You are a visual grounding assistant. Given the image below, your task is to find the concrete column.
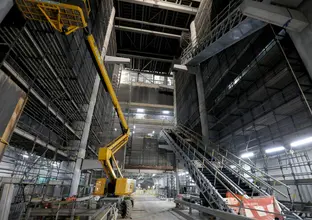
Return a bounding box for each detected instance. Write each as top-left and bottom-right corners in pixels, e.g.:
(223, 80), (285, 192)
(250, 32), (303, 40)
(190, 20), (197, 48)
(175, 158), (180, 195)
(195, 69), (210, 146)
(288, 0), (312, 81)
(0, 0), (13, 24)
(0, 184), (14, 220)
(173, 72), (178, 126)
(70, 7), (116, 196)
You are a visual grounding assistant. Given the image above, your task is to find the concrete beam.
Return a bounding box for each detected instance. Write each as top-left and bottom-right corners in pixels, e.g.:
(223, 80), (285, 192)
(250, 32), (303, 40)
(116, 53), (172, 63)
(81, 159), (102, 170)
(119, 101), (174, 109)
(115, 25), (181, 39)
(3, 62), (79, 139)
(115, 17), (189, 32)
(105, 55), (130, 64)
(118, 0), (197, 15)
(240, 0), (309, 32)
(13, 128), (69, 158)
(0, 0), (13, 23)
(173, 64), (189, 72)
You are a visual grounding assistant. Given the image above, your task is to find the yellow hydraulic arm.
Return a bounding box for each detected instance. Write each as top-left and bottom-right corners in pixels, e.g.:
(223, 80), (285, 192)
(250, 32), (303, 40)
(16, 0), (130, 187)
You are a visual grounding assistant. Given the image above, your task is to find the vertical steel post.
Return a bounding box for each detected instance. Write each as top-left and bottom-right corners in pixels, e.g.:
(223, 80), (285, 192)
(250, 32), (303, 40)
(70, 7), (116, 196)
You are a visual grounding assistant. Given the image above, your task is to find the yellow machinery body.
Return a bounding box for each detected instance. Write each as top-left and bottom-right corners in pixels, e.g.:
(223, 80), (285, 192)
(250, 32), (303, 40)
(94, 178), (107, 196)
(16, 0), (135, 197)
(115, 178), (136, 196)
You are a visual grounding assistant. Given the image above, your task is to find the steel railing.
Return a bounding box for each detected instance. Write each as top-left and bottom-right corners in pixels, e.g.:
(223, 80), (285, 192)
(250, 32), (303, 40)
(176, 125), (289, 194)
(181, 0), (245, 64)
(161, 129), (248, 212)
(169, 125), (302, 219)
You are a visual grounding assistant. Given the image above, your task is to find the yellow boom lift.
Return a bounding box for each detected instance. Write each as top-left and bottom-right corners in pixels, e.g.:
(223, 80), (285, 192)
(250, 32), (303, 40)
(16, 0), (135, 218)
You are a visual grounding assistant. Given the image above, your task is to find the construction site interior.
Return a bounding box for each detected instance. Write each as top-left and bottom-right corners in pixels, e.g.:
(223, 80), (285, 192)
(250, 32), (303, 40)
(1, 0), (312, 219)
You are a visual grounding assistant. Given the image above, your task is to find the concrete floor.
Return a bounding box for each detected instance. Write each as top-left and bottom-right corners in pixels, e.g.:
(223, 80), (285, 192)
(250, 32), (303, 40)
(120, 194), (185, 220)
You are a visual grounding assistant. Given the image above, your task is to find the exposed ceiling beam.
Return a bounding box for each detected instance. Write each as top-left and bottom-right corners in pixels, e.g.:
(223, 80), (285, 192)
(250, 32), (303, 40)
(118, 0), (197, 14)
(104, 55), (130, 64)
(115, 25), (181, 39)
(115, 17), (189, 32)
(118, 49), (174, 59)
(117, 53), (172, 63)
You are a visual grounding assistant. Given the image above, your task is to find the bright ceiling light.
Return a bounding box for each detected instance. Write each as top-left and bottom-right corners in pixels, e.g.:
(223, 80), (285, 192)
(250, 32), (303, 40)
(162, 110), (170, 114)
(290, 136), (312, 147)
(133, 131), (135, 134)
(22, 154), (29, 158)
(265, 146), (285, 154)
(133, 125), (136, 129)
(241, 152), (254, 159)
(152, 130), (155, 134)
(137, 108), (145, 113)
(114, 128), (117, 131)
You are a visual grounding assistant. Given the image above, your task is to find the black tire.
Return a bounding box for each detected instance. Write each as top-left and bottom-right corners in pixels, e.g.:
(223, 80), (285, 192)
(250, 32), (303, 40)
(120, 200), (132, 219)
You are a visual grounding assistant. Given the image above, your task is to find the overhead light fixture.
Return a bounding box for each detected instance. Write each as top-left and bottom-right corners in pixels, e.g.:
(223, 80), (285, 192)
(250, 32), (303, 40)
(265, 146), (285, 154)
(152, 130), (155, 134)
(137, 108), (145, 113)
(133, 125), (136, 129)
(162, 110), (170, 114)
(133, 131), (135, 134)
(290, 136), (312, 147)
(152, 174), (156, 177)
(241, 152), (254, 159)
(22, 154), (29, 158)
(114, 128), (117, 131)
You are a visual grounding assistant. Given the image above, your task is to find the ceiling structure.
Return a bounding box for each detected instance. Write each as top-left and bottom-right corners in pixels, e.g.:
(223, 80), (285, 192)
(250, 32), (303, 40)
(114, 0), (200, 75)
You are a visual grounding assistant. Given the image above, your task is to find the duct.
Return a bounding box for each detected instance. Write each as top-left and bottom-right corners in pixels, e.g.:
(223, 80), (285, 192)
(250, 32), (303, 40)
(117, 0), (197, 15)
(3, 62), (79, 139)
(115, 17), (189, 32)
(13, 127), (68, 158)
(115, 25), (181, 39)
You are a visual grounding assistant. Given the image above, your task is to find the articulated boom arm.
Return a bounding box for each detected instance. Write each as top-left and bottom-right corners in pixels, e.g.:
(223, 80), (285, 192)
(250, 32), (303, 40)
(16, 0), (129, 183)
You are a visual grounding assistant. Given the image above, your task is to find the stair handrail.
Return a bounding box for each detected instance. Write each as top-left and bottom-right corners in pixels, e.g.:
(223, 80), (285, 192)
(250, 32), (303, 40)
(177, 124), (284, 197)
(163, 129), (302, 220)
(161, 129), (236, 211)
(172, 130), (248, 197)
(176, 125), (289, 194)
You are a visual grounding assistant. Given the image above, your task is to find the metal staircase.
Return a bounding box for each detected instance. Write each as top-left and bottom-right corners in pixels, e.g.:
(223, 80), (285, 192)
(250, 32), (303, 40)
(160, 125), (302, 219)
(181, 0), (266, 65)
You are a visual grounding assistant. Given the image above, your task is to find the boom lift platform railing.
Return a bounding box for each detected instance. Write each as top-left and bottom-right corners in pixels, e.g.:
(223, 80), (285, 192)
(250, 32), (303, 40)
(15, 0), (134, 218)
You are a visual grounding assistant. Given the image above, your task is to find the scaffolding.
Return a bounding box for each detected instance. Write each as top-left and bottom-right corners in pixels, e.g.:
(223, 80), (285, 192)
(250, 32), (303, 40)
(0, 0), (120, 218)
